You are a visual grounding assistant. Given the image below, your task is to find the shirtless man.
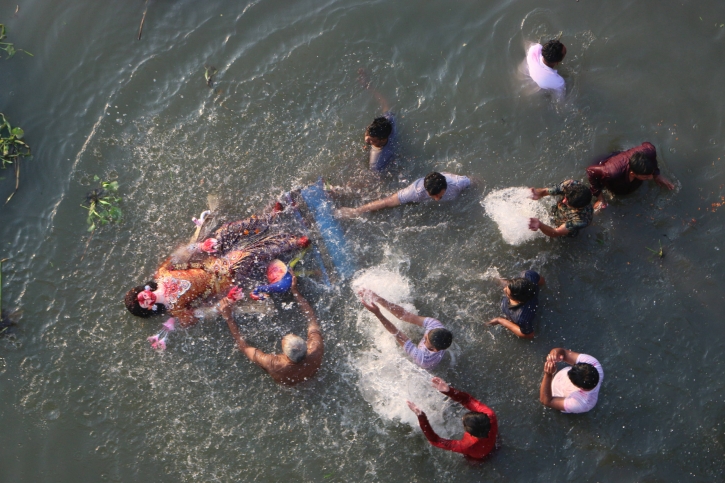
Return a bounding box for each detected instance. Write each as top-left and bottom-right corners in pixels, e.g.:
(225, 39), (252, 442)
(219, 276), (323, 385)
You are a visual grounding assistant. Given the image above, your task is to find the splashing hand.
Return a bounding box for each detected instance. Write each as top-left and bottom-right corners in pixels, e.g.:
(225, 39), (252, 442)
(431, 377), (450, 393)
(334, 207), (359, 219)
(529, 218), (541, 231)
(406, 400), (423, 416)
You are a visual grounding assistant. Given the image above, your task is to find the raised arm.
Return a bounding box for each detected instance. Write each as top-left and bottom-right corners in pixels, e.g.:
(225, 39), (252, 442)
(359, 289), (426, 326)
(407, 401), (463, 452)
(335, 193), (401, 219)
(432, 378), (495, 416)
(546, 347), (580, 365)
(539, 360), (566, 411)
(290, 276), (320, 335)
(358, 293), (409, 347)
(219, 297), (276, 372)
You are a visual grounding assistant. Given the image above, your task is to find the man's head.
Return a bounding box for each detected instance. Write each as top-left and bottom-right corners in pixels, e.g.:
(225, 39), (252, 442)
(365, 117), (393, 148)
(462, 411), (492, 438)
(628, 152), (657, 177)
(562, 182), (592, 208)
(424, 172), (448, 200)
(505, 277), (537, 304)
(282, 334), (307, 363)
(542, 40), (567, 66)
(567, 363), (599, 390)
(425, 328), (453, 352)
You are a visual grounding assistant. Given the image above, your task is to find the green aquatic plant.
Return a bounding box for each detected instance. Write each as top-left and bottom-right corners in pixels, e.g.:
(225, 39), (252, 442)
(645, 240), (665, 259)
(82, 176), (122, 232)
(80, 177), (122, 261)
(0, 113), (31, 203)
(0, 24), (33, 58)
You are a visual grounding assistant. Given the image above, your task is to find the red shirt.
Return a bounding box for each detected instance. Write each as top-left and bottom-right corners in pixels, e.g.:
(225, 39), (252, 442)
(586, 142), (660, 197)
(416, 387), (498, 460)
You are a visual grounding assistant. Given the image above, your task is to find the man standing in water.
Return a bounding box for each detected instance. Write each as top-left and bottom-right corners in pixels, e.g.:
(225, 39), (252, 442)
(540, 347), (603, 413)
(335, 172), (471, 219)
(526, 39), (566, 99)
(357, 289), (453, 370)
(486, 270), (544, 339)
(407, 377), (498, 460)
(587, 142), (676, 210)
(529, 179), (593, 238)
(358, 68), (397, 173)
(219, 276), (323, 385)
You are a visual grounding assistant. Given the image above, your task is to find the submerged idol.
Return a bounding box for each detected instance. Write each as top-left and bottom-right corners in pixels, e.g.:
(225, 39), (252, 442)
(124, 211), (309, 326)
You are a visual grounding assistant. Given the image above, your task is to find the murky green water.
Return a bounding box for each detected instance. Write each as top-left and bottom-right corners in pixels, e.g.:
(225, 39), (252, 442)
(1, 1), (724, 481)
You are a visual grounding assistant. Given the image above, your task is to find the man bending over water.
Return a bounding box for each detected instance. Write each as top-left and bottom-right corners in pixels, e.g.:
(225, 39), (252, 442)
(358, 289), (452, 370)
(219, 276), (323, 386)
(587, 142), (675, 210)
(529, 179), (593, 238)
(407, 377), (498, 460)
(335, 172), (471, 219)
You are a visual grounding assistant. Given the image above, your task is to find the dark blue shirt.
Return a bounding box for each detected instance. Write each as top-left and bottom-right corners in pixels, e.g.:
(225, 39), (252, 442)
(500, 270), (540, 335)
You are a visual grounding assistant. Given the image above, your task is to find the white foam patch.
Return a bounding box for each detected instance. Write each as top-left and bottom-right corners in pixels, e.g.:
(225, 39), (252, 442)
(352, 267), (461, 438)
(482, 187), (553, 246)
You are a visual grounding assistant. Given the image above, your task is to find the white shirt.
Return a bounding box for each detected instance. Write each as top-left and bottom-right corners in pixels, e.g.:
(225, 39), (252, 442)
(396, 173), (471, 205)
(551, 353), (603, 414)
(526, 43), (565, 98)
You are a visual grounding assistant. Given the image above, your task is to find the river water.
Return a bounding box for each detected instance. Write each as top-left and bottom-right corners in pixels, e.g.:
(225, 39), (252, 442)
(1, 0), (724, 481)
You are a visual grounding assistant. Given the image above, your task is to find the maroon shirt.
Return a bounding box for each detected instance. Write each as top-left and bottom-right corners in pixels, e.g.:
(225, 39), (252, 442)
(586, 142), (660, 197)
(416, 387), (498, 460)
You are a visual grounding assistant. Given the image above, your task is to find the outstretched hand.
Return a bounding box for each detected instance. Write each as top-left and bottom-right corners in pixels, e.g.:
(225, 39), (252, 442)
(486, 318), (502, 327)
(530, 188), (544, 200)
(334, 207), (359, 220)
(431, 377), (450, 393)
(357, 68), (371, 90)
(406, 400), (423, 416)
(529, 218), (541, 232)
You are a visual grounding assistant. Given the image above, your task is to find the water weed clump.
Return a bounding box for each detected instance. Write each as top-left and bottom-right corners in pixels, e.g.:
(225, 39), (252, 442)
(0, 113), (31, 203)
(82, 176), (122, 232)
(0, 24), (32, 58)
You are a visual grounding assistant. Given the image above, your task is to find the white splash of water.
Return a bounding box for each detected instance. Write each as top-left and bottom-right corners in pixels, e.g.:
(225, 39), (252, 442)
(482, 187), (553, 246)
(351, 267), (461, 438)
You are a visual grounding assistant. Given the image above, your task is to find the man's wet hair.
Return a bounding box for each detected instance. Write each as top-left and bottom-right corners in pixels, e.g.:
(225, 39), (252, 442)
(507, 277), (537, 303)
(628, 152), (657, 175)
(124, 281), (166, 318)
(282, 334), (307, 363)
(424, 172), (448, 196)
(462, 412), (491, 438)
(366, 117), (393, 139)
(428, 328), (453, 351)
(542, 40), (566, 64)
(568, 362), (600, 390)
(563, 182), (592, 208)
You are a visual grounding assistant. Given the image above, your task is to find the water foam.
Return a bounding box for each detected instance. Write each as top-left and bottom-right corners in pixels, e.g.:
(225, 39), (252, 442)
(482, 187), (553, 246)
(351, 267), (461, 438)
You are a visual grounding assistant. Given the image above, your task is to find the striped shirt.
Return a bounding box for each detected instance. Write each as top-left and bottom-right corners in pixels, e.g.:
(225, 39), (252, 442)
(403, 318), (447, 369)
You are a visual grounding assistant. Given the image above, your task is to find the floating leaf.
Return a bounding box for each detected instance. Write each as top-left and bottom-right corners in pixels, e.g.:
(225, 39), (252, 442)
(10, 127), (22, 138)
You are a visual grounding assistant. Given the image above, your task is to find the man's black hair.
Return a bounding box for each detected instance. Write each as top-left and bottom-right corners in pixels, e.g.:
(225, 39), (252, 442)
(424, 172), (447, 196)
(124, 281), (166, 318)
(462, 412), (491, 438)
(428, 328), (453, 351)
(542, 40), (566, 64)
(366, 117), (393, 139)
(567, 362), (600, 390)
(628, 152), (657, 175)
(563, 182), (592, 208)
(507, 277), (537, 303)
